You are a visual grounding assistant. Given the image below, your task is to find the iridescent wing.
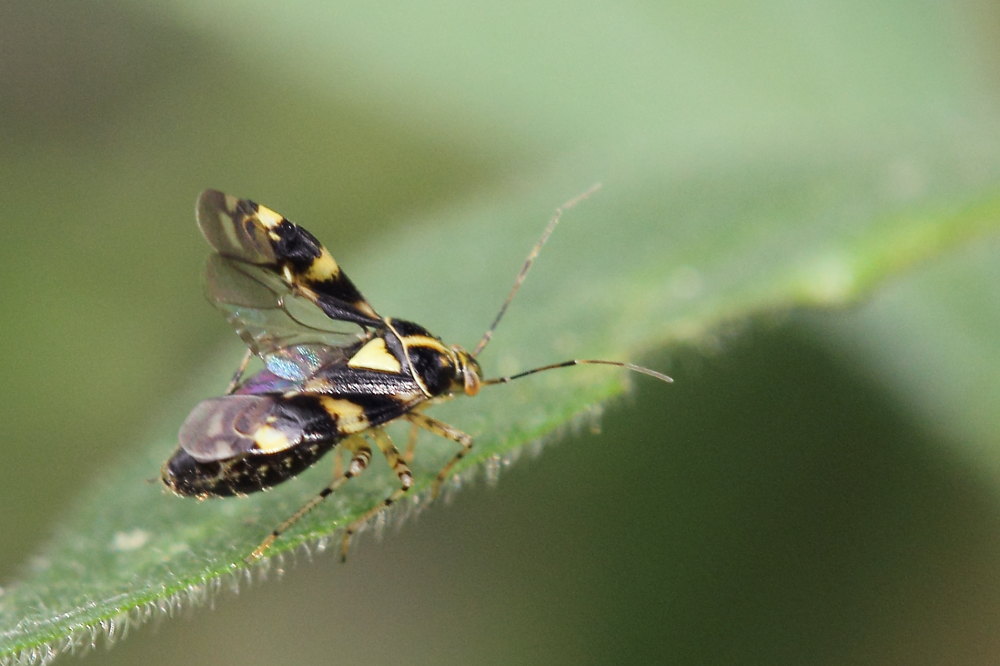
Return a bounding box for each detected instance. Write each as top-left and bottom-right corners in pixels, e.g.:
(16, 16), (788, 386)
(197, 189), (384, 356)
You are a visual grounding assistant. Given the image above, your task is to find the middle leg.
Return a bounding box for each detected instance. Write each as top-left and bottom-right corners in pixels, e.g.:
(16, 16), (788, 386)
(340, 427), (414, 561)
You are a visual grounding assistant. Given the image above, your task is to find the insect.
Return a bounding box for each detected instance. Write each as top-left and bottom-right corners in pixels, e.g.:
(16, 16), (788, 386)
(161, 186), (672, 561)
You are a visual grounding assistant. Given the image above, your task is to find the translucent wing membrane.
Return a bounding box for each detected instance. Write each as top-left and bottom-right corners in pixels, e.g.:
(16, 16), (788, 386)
(196, 192), (278, 264)
(263, 344), (336, 381)
(179, 395), (284, 462)
(205, 254), (364, 356)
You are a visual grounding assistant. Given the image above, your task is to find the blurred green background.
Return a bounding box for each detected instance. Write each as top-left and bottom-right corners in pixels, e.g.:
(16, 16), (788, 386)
(2, 1), (1000, 664)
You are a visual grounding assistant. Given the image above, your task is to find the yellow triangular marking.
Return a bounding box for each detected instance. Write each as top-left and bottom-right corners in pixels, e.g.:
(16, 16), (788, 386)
(347, 337), (402, 373)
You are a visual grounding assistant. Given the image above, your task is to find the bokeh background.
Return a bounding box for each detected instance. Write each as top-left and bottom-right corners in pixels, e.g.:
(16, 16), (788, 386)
(2, 1), (1000, 664)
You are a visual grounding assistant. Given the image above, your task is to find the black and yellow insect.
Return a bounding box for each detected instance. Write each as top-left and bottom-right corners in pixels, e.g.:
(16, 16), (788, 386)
(161, 187), (671, 560)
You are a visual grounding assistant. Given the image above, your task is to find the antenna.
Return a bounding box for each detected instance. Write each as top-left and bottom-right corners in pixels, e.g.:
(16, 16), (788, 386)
(472, 183), (603, 357)
(483, 359), (672, 386)
(472, 183), (672, 386)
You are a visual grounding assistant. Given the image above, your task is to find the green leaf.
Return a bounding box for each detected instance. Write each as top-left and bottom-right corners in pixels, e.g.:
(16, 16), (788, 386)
(3, 157), (998, 663)
(2, 0), (1000, 663)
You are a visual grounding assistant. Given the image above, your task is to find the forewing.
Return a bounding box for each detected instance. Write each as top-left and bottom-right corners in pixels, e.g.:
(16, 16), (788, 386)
(178, 395), (281, 462)
(196, 189), (383, 332)
(177, 390), (417, 463)
(178, 393), (351, 462)
(298, 363), (425, 398)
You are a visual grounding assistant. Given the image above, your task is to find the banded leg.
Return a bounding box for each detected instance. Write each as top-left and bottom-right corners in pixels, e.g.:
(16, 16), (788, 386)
(340, 428), (414, 561)
(405, 412), (473, 498)
(225, 348), (254, 394)
(247, 436), (372, 561)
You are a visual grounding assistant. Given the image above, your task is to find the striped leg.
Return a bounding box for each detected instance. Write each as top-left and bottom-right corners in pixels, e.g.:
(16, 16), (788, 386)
(246, 436), (372, 561)
(340, 428), (414, 561)
(405, 412), (473, 498)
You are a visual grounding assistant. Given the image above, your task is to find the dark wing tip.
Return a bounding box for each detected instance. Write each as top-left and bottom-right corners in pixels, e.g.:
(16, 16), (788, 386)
(195, 189), (277, 263)
(196, 188), (228, 222)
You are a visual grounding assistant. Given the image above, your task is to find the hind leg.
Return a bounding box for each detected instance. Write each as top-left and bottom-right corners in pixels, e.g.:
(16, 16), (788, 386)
(246, 435), (372, 561)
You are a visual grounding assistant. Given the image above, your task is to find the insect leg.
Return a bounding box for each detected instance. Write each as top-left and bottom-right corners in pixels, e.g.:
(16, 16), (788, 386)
(225, 348), (254, 394)
(405, 412), (473, 498)
(340, 428), (414, 561)
(403, 420), (421, 463)
(332, 443), (345, 479)
(246, 435), (372, 561)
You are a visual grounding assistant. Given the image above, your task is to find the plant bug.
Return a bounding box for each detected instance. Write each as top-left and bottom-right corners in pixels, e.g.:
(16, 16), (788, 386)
(161, 185), (671, 561)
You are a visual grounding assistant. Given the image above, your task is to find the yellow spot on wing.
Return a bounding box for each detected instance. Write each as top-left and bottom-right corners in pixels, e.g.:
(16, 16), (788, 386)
(348, 337), (402, 373)
(319, 397), (370, 434)
(255, 204), (285, 229)
(356, 300), (380, 319)
(306, 248), (341, 281)
(253, 424), (292, 453)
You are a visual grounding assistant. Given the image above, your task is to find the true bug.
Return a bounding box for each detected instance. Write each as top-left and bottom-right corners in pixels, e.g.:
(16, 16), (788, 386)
(161, 186), (671, 561)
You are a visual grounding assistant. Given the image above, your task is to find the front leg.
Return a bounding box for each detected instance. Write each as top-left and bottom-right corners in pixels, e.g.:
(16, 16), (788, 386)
(404, 412), (473, 498)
